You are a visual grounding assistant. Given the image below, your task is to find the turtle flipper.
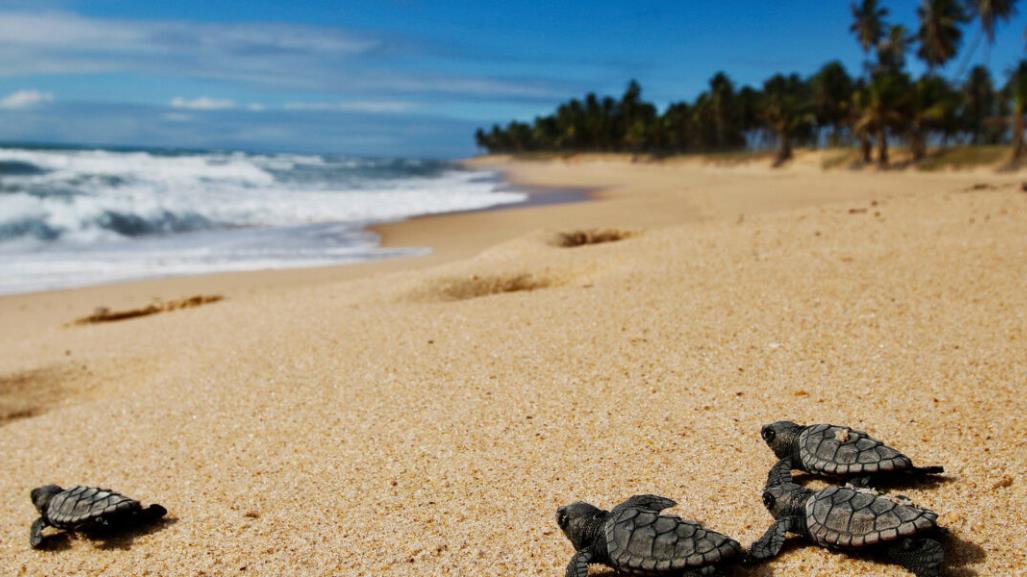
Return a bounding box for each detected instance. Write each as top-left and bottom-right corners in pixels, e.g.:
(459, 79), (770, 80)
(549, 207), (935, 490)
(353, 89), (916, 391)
(850, 475), (873, 488)
(564, 550), (592, 577)
(749, 517), (792, 561)
(140, 504), (167, 523)
(611, 494), (677, 514)
(29, 517), (47, 549)
(885, 537), (944, 577)
(765, 457), (794, 488)
(912, 465), (944, 476)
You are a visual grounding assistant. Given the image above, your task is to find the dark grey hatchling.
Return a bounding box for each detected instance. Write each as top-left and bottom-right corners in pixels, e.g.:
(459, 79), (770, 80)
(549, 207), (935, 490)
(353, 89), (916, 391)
(760, 421), (943, 485)
(29, 485), (167, 549)
(750, 458), (945, 577)
(557, 494), (743, 577)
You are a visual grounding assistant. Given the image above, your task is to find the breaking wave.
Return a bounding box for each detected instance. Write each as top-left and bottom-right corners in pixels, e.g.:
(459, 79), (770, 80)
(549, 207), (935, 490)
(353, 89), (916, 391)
(0, 146), (527, 293)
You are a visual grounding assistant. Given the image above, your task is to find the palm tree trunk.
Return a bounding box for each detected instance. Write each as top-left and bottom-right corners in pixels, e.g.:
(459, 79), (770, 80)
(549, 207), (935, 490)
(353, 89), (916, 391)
(911, 124), (926, 162)
(774, 130), (792, 167)
(860, 133), (873, 163)
(1012, 103), (1025, 161)
(876, 127), (889, 167)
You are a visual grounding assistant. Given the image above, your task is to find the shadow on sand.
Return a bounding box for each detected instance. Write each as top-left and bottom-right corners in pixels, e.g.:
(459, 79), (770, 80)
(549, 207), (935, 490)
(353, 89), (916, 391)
(790, 471), (955, 492)
(35, 516), (177, 552)
(941, 531), (987, 577)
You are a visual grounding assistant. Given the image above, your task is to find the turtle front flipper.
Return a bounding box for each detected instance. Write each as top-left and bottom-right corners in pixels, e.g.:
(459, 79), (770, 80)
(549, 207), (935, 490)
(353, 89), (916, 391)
(29, 517), (48, 549)
(749, 517), (793, 561)
(766, 457), (794, 488)
(884, 537), (944, 577)
(564, 550), (592, 577)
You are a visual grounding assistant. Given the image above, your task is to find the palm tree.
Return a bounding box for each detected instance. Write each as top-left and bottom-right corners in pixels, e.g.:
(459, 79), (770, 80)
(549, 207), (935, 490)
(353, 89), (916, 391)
(708, 73), (742, 148)
(908, 75), (952, 160)
(851, 2), (888, 163)
(967, 0), (1019, 44)
(851, 1), (889, 75)
(851, 80), (876, 162)
(737, 85), (764, 141)
(962, 66), (997, 143)
(877, 25), (913, 73)
(555, 99), (585, 150)
(916, 0), (970, 72)
(811, 61), (854, 144)
(663, 102), (693, 152)
(854, 72), (911, 166)
(955, 1), (1019, 78)
(1005, 60), (1027, 160)
(533, 116), (560, 150)
(761, 74), (813, 165)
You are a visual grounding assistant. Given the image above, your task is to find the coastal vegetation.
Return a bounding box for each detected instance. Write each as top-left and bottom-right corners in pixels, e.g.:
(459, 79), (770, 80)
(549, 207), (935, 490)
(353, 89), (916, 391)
(476, 0), (1027, 167)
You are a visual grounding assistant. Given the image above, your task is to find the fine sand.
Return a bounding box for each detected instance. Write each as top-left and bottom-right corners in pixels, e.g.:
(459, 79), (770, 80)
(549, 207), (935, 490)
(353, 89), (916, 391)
(1, 153), (1024, 576)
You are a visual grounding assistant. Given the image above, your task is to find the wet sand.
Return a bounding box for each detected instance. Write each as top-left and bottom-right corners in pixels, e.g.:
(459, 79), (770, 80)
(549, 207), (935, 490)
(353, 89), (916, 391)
(0, 153), (1024, 576)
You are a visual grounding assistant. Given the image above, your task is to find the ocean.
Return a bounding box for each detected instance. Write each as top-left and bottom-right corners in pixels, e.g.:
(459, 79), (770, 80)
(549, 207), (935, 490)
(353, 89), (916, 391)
(0, 145), (527, 294)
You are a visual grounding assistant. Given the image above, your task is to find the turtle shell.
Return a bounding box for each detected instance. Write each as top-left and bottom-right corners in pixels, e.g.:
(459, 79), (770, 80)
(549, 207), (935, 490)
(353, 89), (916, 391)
(604, 506), (741, 574)
(798, 424), (912, 475)
(46, 486), (141, 529)
(805, 486), (938, 549)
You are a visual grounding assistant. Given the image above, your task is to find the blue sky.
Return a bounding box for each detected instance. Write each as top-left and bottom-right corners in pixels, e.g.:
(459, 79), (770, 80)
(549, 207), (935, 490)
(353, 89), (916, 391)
(1, 1), (1025, 157)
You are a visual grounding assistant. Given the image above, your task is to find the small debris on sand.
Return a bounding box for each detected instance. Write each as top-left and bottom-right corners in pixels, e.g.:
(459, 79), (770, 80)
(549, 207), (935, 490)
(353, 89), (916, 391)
(992, 476), (1013, 490)
(555, 228), (634, 247)
(72, 295), (224, 325)
(966, 183), (996, 191)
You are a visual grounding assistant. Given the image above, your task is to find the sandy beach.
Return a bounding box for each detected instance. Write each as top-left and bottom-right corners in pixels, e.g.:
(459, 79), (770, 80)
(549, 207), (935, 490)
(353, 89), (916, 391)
(1, 154), (1024, 576)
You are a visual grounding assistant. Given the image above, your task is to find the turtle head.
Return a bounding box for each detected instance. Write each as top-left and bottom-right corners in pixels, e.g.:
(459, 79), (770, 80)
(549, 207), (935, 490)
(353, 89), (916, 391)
(30, 485), (62, 514)
(557, 501), (605, 551)
(761, 482), (806, 519)
(761, 421), (802, 458)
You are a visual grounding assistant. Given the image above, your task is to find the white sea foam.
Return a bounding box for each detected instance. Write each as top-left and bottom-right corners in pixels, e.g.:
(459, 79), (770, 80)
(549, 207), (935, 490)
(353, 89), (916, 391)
(0, 147), (528, 293)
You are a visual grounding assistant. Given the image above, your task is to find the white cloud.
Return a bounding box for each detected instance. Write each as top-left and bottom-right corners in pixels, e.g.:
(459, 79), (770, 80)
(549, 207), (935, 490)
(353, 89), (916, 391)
(0, 11), (559, 100)
(0, 89), (54, 109)
(171, 96), (236, 111)
(0, 11), (379, 80)
(284, 100), (419, 113)
(246, 103), (266, 112)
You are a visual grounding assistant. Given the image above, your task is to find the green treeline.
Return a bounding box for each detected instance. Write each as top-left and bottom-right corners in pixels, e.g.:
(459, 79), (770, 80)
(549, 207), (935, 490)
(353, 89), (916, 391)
(475, 0), (1027, 166)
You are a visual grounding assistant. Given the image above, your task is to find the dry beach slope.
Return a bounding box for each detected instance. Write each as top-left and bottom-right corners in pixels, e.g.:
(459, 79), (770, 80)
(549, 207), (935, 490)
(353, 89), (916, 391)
(0, 155), (1025, 576)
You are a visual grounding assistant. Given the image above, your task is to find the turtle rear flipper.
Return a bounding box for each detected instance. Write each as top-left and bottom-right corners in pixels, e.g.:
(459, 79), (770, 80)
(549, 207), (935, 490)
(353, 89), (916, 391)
(885, 537), (944, 577)
(141, 504), (167, 522)
(912, 465), (944, 476)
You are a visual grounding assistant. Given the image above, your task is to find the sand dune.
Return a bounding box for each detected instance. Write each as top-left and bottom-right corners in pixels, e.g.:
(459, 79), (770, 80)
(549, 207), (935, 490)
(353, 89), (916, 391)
(0, 154), (1024, 576)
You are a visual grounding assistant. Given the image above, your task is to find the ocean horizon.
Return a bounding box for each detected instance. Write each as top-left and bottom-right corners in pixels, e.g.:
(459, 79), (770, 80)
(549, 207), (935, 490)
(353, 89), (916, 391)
(0, 143), (526, 295)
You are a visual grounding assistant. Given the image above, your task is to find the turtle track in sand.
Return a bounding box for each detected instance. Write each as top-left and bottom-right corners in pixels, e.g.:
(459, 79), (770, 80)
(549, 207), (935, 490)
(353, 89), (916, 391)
(0, 366), (75, 425)
(431, 273), (556, 301)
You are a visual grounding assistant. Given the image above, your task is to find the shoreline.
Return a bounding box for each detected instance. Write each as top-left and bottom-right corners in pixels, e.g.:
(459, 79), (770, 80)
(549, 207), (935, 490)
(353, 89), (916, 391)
(3, 151), (1024, 338)
(0, 169), (595, 341)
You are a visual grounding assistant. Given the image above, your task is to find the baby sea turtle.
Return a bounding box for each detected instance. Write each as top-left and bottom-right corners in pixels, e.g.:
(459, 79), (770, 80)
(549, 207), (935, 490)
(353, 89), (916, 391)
(557, 494), (742, 576)
(750, 458), (945, 577)
(29, 485), (167, 549)
(760, 421), (943, 485)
